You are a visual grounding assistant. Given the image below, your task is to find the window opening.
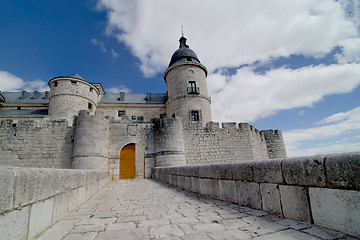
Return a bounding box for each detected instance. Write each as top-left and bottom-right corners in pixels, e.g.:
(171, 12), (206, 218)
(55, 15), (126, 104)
(118, 111), (125, 118)
(71, 81), (77, 86)
(188, 81), (199, 94)
(88, 103), (93, 111)
(191, 111), (200, 121)
(131, 116), (136, 120)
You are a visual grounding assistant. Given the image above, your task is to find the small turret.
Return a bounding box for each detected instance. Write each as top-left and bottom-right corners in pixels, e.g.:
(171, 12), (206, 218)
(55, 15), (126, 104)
(48, 74), (99, 125)
(262, 130), (287, 159)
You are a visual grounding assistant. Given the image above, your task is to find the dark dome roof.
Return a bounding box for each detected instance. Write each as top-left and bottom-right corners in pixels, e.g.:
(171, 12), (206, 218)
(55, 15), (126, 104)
(168, 36), (200, 67)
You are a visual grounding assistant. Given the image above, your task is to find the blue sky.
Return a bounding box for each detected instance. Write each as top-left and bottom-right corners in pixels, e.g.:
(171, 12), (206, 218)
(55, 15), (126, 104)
(1, 0), (360, 157)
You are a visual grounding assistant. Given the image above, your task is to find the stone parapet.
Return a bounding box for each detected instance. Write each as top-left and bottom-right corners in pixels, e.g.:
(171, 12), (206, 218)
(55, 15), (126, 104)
(0, 166), (111, 239)
(152, 152), (360, 237)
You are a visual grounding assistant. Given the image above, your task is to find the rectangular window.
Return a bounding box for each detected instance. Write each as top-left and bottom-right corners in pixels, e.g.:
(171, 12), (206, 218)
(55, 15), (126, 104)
(131, 116), (136, 120)
(118, 111), (125, 117)
(191, 111), (200, 121)
(187, 81), (199, 94)
(88, 103), (93, 111)
(71, 81), (77, 86)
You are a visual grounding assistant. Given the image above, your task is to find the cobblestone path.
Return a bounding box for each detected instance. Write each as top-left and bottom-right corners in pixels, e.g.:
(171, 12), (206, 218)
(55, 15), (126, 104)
(35, 180), (353, 240)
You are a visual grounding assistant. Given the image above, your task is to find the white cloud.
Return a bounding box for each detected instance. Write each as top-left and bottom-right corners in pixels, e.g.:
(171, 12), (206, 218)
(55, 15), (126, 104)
(97, 0), (358, 76)
(0, 71), (49, 92)
(105, 86), (131, 93)
(335, 37), (360, 63)
(209, 63), (360, 122)
(96, 0), (360, 156)
(284, 106), (360, 156)
(0, 71), (24, 91)
(90, 38), (120, 59)
(91, 38), (106, 52)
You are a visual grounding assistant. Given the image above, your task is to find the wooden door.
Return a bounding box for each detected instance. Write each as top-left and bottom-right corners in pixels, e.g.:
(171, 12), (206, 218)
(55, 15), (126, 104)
(120, 144), (136, 179)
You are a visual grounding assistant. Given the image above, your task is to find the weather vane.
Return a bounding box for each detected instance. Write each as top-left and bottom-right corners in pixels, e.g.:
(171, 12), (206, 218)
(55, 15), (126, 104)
(181, 26), (184, 37)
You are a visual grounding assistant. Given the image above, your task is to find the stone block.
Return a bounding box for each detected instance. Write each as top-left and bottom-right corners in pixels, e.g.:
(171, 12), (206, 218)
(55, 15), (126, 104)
(185, 166), (200, 177)
(198, 164), (232, 179)
(178, 176), (186, 189)
(52, 192), (70, 223)
(236, 181), (262, 209)
(282, 156), (326, 187)
(170, 174), (178, 187)
(232, 162), (253, 181)
(279, 185), (310, 222)
(28, 198), (54, 239)
(13, 168), (51, 207)
(176, 166), (188, 176)
(0, 206), (30, 240)
(218, 180), (237, 203)
(68, 188), (81, 212)
(209, 179), (220, 199)
(199, 178), (219, 198)
(253, 160), (282, 184)
(198, 164), (216, 178)
(325, 152), (360, 190)
(309, 187), (360, 237)
(191, 177), (200, 193)
(260, 183), (282, 215)
(162, 173), (171, 184)
(0, 167), (15, 213)
(184, 176), (192, 191)
(48, 169), (67, 196)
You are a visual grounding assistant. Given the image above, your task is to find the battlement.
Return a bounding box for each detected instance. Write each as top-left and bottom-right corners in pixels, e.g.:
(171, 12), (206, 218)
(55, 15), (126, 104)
(0, 118), (70, 128)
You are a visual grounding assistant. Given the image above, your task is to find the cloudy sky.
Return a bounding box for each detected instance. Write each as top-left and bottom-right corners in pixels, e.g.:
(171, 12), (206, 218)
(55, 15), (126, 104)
(1, 0), (359, 157)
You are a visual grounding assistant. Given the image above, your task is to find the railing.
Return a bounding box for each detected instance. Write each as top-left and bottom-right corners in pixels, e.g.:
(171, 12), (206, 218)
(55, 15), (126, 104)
(187, 87), (200, 94)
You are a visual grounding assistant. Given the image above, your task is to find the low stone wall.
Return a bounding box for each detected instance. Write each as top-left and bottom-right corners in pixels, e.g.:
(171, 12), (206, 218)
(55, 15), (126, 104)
(152, 152), (360, 237)
(0, 166), (111, 240)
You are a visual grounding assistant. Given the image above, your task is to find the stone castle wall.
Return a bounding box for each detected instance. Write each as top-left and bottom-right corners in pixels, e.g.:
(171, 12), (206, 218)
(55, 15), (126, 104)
(0, 112), (286, 177)
(183, 122), (285, 165)
(97, 104), (166, 122)
(107, 118), (157, 179)
(0, 119), (74, 168)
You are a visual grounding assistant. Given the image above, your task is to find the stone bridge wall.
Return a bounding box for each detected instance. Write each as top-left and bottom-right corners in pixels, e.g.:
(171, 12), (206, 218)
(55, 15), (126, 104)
(152, 152), (360, 237)
(0, 167), (111, 239)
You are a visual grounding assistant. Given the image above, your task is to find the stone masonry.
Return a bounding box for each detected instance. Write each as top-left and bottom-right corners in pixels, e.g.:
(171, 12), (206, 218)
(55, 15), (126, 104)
(34, 180), (355, 240)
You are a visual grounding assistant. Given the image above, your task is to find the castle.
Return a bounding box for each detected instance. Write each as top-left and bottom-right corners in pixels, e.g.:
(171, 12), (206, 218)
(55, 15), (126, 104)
(0, 36), (287, 179)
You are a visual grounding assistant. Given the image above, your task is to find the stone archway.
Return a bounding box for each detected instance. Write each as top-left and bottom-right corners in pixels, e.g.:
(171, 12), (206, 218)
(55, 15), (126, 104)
(119, 143), (145, 179)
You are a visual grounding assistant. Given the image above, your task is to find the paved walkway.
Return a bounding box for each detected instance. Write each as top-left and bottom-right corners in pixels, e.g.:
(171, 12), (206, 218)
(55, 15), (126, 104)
(36, 180), (353, 240)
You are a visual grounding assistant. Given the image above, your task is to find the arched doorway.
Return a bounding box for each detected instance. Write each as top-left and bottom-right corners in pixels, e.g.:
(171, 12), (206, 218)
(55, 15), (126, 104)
(120, 144), (136, 179)
(119, 143), (145, 179)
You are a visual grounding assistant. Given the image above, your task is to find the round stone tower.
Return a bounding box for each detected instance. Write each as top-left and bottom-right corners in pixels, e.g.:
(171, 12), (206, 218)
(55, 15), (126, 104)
(48, 74), (99, 124)
(164, 36), (212, 125)
(72, 110), (110, 170)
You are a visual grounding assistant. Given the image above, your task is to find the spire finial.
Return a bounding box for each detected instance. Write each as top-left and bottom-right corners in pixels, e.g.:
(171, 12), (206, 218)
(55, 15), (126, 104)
(179, 26), (188, 48)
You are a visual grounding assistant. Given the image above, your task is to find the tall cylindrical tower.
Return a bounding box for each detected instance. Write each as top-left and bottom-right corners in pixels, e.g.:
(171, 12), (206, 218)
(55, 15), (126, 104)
(72, 110), (110, 170)
(154, 116), (186, 166)
(48, 74), (99, 124)
(164, 36), (212, 126)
